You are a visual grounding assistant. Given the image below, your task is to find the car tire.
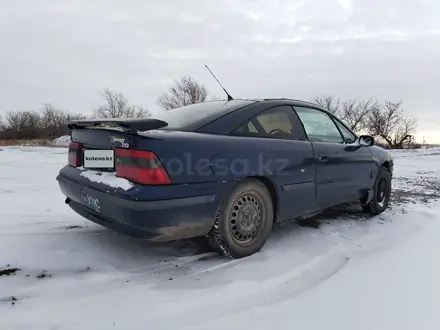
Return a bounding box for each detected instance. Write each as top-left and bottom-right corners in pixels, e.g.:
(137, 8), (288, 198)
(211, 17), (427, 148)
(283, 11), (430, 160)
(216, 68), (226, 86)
(208, 178), (274, 259)
(363, 167), (392, 215)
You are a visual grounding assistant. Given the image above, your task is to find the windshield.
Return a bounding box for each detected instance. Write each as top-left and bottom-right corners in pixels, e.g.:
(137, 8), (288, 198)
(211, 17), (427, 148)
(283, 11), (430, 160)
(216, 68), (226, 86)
(152, 100), (254, 130)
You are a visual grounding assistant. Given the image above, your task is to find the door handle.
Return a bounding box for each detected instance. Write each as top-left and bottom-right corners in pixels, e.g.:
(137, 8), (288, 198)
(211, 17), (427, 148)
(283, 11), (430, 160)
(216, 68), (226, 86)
(318, 156), (329, 162)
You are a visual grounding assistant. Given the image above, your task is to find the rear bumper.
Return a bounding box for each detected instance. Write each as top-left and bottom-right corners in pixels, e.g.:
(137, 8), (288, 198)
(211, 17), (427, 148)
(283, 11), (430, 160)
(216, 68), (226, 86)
(57, 174), (225, 242)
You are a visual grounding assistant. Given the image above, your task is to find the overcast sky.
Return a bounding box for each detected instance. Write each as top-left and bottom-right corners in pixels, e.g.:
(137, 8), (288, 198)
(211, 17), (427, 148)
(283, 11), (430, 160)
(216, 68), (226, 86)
(1, 0), (440, 142)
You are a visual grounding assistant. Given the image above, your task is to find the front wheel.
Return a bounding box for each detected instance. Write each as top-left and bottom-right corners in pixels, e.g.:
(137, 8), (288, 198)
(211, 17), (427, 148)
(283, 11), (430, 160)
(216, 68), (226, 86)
(363, 167), (392, 215)
(208, 179), (274, 259)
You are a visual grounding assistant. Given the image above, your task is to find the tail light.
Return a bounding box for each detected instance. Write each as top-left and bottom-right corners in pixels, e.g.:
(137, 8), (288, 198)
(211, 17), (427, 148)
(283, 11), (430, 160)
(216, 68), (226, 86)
(115, 148), (171, 185)
(68, 142), (83, 167)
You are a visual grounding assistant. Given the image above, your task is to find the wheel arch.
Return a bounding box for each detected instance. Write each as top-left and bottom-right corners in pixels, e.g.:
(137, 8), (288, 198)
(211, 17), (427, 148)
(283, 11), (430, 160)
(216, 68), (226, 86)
(382, 161), (391, 171)
(246, 175), (279, 223)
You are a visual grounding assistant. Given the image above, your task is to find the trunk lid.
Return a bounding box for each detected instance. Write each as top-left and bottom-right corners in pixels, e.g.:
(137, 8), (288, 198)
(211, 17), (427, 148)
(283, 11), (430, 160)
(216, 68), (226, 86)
(61, 118), (171, 191)
(68, 118), (168, 171)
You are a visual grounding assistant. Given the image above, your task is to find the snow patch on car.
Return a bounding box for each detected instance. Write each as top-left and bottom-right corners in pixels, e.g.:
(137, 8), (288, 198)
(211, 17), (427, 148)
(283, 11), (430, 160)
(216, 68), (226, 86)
(79, 168), (134, 191)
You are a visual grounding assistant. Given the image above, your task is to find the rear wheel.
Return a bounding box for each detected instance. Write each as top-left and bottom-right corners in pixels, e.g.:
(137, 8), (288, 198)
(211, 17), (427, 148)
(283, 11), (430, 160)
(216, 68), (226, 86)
(208, 179), (274, 259)
(363, 167), (392, 215)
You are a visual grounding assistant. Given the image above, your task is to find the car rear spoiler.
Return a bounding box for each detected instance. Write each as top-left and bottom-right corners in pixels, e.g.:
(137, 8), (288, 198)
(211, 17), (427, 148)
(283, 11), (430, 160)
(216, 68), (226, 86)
(67, 118), (168, 134)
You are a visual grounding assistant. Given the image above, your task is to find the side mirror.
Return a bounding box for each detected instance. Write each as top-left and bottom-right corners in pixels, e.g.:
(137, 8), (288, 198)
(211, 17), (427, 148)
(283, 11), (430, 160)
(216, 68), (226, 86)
(359, 135), (374, 146)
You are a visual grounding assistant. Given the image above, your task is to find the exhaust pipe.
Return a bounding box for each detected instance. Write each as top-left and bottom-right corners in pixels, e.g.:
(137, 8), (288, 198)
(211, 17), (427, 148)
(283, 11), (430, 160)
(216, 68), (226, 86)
(65, 198), (71, 205)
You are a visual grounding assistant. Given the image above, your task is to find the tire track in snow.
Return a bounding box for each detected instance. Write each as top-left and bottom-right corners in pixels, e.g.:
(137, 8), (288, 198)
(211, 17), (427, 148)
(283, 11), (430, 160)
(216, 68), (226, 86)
(110, 247), (352, 329)
(5, 247), (350, 329)
(129, 213), (432, 329)
(3, 252), (226, 307)
(6, 206), (435, 327)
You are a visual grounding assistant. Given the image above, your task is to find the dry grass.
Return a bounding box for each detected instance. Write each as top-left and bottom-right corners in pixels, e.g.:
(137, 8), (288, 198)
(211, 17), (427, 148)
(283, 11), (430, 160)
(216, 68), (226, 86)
(0, 139), (66, 148)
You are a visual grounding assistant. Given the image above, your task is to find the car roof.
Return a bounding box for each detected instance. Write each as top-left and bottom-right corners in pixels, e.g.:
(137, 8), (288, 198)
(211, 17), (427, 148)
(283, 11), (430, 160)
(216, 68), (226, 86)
(220, 97), (326, 108)
(255, 98), (327, 110)
(158, 97), (329, 132)
(203, 97), (327, 111)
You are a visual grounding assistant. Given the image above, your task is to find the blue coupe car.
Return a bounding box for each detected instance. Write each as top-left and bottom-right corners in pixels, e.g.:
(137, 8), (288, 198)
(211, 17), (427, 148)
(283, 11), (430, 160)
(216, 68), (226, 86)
(57, 98), (393, 258)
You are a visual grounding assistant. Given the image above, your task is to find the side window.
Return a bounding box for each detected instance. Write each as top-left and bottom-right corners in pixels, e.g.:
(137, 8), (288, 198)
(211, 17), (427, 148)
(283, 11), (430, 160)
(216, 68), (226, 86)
(333, 118), (357, 143)
(232, 106), (306, 140)
(246, 121), (258, 133)
(294, 107), (343, 143)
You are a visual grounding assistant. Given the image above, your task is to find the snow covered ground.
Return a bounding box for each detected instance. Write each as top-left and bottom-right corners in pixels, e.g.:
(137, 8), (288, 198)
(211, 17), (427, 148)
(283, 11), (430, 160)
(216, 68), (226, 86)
(1, 146), (440, 329)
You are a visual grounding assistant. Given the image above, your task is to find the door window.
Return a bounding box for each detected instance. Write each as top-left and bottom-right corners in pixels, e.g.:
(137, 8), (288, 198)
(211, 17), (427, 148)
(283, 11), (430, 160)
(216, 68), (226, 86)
(333, 118), (357, 143)
(294, 107), (343, 143)
(232, 106), (306, 140)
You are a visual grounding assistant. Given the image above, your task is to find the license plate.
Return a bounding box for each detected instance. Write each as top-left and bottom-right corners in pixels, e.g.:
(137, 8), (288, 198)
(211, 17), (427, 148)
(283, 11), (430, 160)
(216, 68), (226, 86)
(83, 149), (115, 169)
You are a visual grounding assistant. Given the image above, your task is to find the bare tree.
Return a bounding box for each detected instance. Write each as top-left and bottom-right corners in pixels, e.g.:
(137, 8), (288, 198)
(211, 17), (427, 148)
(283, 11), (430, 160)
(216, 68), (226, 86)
(312, 96), (376, 133)
(5, 111), (25, 134)
(340, 98), (377, 132)
(41, 104), (67, 127)
(23, 111), (42, 132)
(157, 76), (208, 110)
(40, 104), (76, 137)
(312, 96), (341, 116)
(123, 104), (150, 118)
(5, 110), (42, 138)
(94, 88), (151, 118)
(367, 100), (417, 149)
(66, 113), (88, 121)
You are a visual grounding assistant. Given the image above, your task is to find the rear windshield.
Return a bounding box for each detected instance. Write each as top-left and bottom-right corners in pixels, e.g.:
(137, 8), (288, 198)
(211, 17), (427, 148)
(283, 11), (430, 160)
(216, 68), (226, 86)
(152, 100), (255, 130)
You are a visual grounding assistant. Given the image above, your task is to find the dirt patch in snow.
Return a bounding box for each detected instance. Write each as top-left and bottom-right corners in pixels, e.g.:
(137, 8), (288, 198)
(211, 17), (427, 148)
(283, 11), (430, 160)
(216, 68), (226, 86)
(65, 225), (83, 230)
(0, 267), (21, 276)
(36, 271), (53, 279)
(75, 266), (92, 273)
(392, 189), (439, 206)
(10, 296), (17, 305)
(392, 175), (440, 206)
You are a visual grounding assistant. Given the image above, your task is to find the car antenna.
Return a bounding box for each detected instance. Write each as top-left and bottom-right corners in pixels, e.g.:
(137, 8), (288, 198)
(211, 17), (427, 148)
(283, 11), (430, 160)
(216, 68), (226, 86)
(204, 64), (234, 101)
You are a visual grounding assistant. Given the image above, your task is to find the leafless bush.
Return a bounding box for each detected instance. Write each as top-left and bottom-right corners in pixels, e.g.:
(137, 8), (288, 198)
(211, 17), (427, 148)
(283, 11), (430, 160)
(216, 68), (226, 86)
(0, 88), (150, 141)
(1, 88), (150, 141)
(93, 88), (151, 118)
(157, 76), (208, 110)
(4, 110), (43, 139)
(0, 104), (89, 140)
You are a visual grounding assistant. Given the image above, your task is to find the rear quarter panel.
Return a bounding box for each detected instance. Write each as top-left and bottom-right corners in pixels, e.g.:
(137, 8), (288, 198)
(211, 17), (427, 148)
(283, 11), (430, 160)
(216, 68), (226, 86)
(141, 131), (317, 221)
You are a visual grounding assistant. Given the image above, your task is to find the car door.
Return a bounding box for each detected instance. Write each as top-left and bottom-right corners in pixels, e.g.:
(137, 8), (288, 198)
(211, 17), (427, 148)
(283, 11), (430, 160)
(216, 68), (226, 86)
(293, 106), (373, 206)
(331, 116), (375, 194)
(231, 105), (318, 221)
